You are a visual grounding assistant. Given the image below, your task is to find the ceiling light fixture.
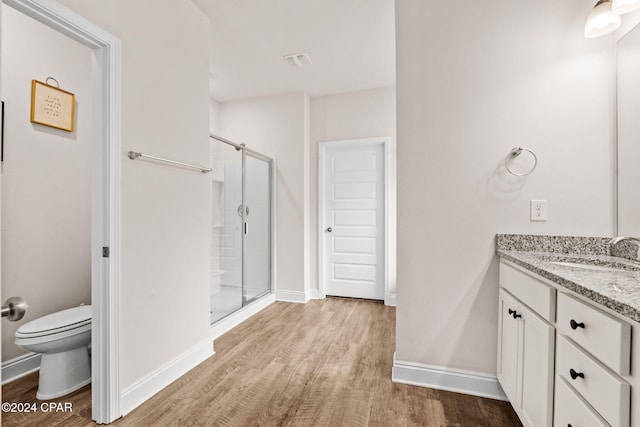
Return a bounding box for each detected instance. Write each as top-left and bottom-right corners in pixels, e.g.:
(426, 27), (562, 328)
(612, 0), (640, 14)
(283, 52), (312, 67)
(585, 0), (621, 37)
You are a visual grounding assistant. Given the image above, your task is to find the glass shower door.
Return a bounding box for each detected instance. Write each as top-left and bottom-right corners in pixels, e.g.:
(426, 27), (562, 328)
(210, 142), (244, 323)
(243, 153), (271, 303)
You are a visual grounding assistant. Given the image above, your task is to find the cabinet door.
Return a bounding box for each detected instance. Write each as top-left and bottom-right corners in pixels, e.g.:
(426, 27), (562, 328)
(520, 304), (555, 427)
(497, 289), (521, 405)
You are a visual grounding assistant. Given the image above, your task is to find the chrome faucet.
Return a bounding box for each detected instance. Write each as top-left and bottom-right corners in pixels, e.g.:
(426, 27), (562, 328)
(609, 236), (640, 245)
(609, 236), (640, 261)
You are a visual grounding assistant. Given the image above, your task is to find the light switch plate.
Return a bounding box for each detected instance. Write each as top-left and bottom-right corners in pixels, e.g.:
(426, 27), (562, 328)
(530, 200), (547, 221)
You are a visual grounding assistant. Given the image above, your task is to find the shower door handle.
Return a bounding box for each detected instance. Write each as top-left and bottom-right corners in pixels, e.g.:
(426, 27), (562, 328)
(237, 205), (250, 217)
(1, 296), (28, 321)
(244, 222), (248, 234)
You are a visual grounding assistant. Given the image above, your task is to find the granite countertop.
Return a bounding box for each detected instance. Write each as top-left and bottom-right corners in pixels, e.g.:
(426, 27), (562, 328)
(496, 234), (640, 324)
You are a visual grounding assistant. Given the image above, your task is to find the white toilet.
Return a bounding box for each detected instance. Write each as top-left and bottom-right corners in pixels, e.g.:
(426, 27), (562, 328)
(15, 305), (92, 400)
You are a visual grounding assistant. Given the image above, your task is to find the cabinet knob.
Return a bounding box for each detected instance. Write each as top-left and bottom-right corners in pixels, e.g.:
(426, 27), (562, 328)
(570, 319), (585, 330)
(569, 369), (584, 380)
(508, 308), (522, 319)
(326, 227), (333, 232)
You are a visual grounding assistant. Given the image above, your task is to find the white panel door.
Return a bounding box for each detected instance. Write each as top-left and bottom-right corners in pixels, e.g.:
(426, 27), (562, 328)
(322, 142), (385, 300)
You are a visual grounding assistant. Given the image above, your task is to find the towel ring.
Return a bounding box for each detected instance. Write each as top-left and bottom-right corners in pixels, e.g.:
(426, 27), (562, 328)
(505, 147), (537, 176)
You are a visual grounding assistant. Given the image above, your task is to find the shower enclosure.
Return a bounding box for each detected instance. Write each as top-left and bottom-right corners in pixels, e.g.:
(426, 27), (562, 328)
(210, 136), (273, 324)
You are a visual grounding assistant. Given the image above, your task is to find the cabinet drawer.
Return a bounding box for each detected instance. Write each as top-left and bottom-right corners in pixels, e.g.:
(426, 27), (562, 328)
(499, 262), (556, 322)
(557, 335), (630, 427)
(554, 376), (608, 427)
(557, 292), (631, 375)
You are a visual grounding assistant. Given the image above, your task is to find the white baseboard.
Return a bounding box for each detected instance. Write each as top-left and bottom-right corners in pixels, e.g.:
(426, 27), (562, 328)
(392, 353), (507, 401)
(385, 293), (396, 307)
(2, 353), (41, 385)
(307, 289), (322, 301)
(210, 293), (276, 340)
(120, 339), (214, 415)
(275, 290), (307, 304)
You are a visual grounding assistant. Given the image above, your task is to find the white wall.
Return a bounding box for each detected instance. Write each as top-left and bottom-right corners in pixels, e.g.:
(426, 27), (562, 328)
(55, 0), (212, 392)
(1, 5), (92, 361)
(395, 0), (615, 375)
(310, 87), (397, 297)
(215, 88), (396, 302)
(217, 93), (309, 298)
(209, 98), (220, 134)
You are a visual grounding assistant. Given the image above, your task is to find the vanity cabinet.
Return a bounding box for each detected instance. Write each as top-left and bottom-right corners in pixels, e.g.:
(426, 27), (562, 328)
(497, 263), (555, 427)
(498, 259), (637, 427)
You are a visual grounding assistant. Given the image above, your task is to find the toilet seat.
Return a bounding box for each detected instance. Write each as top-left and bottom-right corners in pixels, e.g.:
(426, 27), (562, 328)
(16, 306), (91, 341)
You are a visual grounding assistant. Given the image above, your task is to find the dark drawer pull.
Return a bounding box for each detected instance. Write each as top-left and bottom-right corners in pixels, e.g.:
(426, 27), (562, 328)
(569, 369), (584, 380)
(570, 319), (585, 330)
(508, 308), (521, 319)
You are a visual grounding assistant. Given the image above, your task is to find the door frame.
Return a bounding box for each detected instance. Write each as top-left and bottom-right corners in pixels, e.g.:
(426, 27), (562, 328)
(1, 0), (121, 423)
(318, 137), (391, 304)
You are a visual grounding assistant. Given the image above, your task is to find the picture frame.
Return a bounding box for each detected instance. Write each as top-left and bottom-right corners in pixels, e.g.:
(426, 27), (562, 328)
(30, 79), (75, 132)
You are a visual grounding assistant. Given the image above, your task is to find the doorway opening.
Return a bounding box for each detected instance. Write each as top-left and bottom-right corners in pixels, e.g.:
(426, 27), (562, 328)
(0, 0), (121, 423)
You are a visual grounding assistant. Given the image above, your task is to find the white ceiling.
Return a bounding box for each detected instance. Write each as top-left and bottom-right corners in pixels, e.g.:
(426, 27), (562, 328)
(191, 0), (396, 102)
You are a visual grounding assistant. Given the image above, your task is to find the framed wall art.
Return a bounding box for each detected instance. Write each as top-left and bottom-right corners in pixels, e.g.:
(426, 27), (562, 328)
(30, 78), (75, 132)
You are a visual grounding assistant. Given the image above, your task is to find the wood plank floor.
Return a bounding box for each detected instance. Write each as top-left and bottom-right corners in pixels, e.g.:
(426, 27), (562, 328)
(2, 298), (522, 426)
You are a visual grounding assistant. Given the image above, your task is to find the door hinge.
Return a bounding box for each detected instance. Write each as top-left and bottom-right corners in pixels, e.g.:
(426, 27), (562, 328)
(102, 246), (110, 258)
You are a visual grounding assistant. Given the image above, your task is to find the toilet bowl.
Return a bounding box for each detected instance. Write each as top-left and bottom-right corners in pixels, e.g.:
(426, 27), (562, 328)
(15, 305), (92, 400)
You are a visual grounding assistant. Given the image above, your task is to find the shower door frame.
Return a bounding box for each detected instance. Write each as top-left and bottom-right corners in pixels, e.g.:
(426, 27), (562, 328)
(210, 134), (275, 325)
(242, 150), (273, 306)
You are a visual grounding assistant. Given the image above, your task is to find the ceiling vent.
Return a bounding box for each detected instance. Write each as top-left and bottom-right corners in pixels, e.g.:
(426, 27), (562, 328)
(283, 52), (312, 67)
